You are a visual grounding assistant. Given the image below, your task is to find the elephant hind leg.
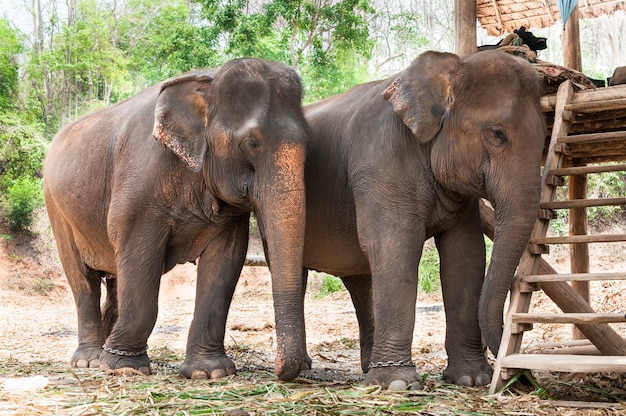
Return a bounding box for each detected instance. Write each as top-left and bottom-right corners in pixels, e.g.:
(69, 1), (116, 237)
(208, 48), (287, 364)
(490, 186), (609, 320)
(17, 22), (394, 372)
(47, 217), (105, 367)
(101, 274), (118, 339)
(341, 274), (374, 373)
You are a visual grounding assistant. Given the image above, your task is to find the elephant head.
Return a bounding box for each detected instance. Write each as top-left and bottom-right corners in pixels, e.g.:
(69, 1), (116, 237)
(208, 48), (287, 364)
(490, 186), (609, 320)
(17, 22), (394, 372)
(385, 50), (546, 355)
(152, 59), (309, 380)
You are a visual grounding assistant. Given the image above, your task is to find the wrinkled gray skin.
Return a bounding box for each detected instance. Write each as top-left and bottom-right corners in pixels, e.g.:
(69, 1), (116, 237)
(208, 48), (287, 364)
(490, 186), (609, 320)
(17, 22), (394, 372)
(609, 66), (626, 86)
(44, 58), (309, 381)
(301, 50), (546, 389)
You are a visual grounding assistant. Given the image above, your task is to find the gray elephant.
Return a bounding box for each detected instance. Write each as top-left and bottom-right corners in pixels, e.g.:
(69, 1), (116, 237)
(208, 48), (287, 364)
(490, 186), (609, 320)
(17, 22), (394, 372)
(609, 66), (626, 86)
(43, 58), (309, 381)
(300, 50), (546, 388)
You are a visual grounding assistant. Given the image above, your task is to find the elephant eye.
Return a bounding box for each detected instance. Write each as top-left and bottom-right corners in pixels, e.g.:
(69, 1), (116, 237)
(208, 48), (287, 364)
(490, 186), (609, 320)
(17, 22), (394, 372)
(483, 125), (509, 147)
(244, 138), (259, 150)
(241, 137), (260, 159)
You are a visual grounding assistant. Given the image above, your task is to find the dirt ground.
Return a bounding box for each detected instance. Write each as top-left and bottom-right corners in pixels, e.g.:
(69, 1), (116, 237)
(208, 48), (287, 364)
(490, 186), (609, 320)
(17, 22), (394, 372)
(0, 211), (625, 414)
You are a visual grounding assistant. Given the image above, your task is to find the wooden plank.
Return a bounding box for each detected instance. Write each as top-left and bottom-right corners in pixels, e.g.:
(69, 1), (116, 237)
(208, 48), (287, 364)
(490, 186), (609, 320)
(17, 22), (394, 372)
(558, 130), (626, 144)
(540, 197), (626, 209)
(542, 85), (626, 111)
(569, 84), (626, 103)
(550, 163), (626, 176)
(521, 272), (626, 283)
(512, 313), (626, 324)
(500, 354), (626, 373)
(530, 234), (626, 244)
(564, 98), (626, 113)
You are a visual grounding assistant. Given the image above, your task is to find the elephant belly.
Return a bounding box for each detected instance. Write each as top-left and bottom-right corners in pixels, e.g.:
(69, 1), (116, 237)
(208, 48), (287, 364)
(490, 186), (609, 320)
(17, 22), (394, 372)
(303, 232), (369, 277)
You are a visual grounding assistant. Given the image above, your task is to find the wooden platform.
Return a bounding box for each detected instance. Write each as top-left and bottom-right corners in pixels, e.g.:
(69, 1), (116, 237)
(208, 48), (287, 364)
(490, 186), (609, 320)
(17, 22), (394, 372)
(488, 81), (626, 394)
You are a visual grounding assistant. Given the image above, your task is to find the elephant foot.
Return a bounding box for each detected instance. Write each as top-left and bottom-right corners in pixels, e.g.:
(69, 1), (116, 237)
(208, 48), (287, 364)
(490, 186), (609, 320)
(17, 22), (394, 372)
(443, 358), (492, 387)
(71, 344), (103, 369)
(363, 366), (423, 390)
(179, 356), (236, 380)
(98, 345), (151, 375)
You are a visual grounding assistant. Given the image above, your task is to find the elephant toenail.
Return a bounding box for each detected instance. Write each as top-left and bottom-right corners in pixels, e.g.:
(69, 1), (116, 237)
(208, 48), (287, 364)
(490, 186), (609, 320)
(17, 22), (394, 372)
(388, 380), (408, 390)
(409, 381), (423, 390)
(457, 375), (474, 386)
(191, 370), (209, 380)
(475, 374), (491, 386)
(210, 368), (227, 379)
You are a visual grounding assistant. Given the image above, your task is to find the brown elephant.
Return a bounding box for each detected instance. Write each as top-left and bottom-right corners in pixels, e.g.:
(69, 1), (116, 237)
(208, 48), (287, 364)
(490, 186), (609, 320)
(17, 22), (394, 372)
(300, 50), (546, 388)
(43, 58), (309, 381)
(609, 66), (626, 86)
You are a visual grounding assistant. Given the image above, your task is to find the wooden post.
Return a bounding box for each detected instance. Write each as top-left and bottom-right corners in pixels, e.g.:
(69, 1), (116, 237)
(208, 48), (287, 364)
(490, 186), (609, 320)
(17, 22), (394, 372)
(562, 5), (589, 339)
(455, 0), (477, 56)
(569, 170), (590, 340)
(562, 6), (582, 72)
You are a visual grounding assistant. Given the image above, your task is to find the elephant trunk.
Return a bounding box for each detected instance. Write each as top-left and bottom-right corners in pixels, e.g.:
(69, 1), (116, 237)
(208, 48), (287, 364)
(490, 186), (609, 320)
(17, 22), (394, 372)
(479, 178), (540, 356)
(256, 141), (307, 381)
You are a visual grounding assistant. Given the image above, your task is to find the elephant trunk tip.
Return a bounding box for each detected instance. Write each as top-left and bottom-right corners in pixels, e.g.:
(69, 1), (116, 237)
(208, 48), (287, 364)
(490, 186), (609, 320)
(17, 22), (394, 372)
(479, 293), (503, 357)
(275, 355), (303, 381)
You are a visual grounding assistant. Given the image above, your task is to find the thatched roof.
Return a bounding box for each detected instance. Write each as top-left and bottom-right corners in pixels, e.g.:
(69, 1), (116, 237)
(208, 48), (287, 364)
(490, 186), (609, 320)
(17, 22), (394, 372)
(477, 0), (626, 36)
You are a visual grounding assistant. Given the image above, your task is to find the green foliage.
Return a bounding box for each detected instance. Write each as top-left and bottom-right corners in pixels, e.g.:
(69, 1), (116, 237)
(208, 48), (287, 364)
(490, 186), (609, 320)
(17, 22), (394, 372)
(0, 18), (24, 112)
(0, 113), (47, 187)
(0, 113), (46, 231)
(418, 246), (441, 293)
(314, 273), (345, 299)
(194, 0), (374, 101)
(120, 0), (221, 85)
(2, 176), (44, 231)
(587, 170), (626, 224)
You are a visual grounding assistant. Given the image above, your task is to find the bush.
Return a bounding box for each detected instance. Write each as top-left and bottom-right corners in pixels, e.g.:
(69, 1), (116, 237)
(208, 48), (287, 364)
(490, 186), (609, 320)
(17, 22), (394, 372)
(3, 177), (44, 231)
(0, 113), (47, 188)
(315, 273), (345, 299)
(418, 247), (441, 293)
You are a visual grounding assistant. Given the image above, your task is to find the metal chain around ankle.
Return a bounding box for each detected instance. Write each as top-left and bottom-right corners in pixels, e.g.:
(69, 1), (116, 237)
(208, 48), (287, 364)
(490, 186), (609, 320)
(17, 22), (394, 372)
(102, 343), (148, 357)
(368, 360), (415, 369)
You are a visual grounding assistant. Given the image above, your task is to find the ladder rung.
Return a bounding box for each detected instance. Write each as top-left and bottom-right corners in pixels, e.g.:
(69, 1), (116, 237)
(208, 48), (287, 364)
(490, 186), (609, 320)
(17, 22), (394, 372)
(557, 130), (626, 144)
(530, 234), (626, 245)
(499, 354), (626, 373)
(563, 98), (626, 113)
(511, 313), (626, 325)
(541, 197), (626, 209)
(549, 163), (626, 176)
(521, 272), (626, 283)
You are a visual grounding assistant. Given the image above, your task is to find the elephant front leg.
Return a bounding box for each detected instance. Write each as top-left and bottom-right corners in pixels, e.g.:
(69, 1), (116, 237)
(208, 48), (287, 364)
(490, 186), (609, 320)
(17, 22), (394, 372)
(361, 230), (423, 390)
(436, 200), (492, 386)
(179, 219), (248, 379)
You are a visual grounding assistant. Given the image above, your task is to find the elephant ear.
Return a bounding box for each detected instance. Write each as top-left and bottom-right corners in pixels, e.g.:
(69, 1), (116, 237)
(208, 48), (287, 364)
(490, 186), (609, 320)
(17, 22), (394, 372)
(152, 70), (216, 172)
(383, 51), (461, 144)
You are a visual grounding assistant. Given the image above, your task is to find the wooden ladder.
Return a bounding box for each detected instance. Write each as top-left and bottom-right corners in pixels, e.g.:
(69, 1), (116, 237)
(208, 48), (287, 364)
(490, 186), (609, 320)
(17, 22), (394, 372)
(488, 80), (626, 394)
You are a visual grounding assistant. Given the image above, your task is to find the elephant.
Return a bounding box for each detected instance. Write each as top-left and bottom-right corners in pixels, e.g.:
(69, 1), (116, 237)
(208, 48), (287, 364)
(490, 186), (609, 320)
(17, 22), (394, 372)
(43, 58), (309, 381)
(609, 66), (626, 86)
(299, 50), (546, 388)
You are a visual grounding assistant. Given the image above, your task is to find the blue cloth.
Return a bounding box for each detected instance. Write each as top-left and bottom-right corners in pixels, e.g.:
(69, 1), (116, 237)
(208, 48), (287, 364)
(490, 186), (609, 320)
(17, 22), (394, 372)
(557, 0), (579, 26)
